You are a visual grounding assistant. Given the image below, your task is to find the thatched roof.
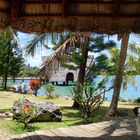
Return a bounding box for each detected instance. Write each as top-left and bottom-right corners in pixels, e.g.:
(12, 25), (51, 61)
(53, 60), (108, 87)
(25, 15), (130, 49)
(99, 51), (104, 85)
(0, 0), (140, 34)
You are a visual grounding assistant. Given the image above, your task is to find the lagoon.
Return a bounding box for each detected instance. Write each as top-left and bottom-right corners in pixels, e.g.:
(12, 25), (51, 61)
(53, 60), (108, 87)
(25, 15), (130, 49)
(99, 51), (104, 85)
(1, 76), (140, 101)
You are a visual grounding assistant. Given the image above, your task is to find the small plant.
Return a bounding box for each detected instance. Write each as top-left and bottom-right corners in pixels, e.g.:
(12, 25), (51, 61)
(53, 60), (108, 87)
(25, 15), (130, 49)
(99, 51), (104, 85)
(13, 99), (37, 129)
(71, 82), (112, 118)
(48, 93), (59, 99)
(46, 84), (55, 97)
(29, 79), (42, 96)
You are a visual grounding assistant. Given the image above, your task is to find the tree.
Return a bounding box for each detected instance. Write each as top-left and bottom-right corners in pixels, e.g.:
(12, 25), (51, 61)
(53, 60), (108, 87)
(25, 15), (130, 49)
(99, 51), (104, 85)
(20, 66), (38, 77)
(0, 28), (24, 89)
(25, 32), (116, 108)
(106, 35), (140, 116)
(108, 33), (129, 116)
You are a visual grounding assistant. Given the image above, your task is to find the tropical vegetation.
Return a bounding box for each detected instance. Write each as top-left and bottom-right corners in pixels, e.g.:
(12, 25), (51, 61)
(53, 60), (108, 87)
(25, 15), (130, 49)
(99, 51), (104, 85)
(24, 31), (140, 116)
(0, 91), (138, 135)
(25, 32), (116, 108)
(0, 28), (24, 89)
(1, 28), (140, 134)
(29, 79), (42, 96)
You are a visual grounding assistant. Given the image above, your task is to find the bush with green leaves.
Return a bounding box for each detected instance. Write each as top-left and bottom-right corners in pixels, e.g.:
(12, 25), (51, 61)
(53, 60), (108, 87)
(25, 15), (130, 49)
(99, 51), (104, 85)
(13, 99), (37, 129)
(46, 84), (55, 97)
(71, 82), (112, 117)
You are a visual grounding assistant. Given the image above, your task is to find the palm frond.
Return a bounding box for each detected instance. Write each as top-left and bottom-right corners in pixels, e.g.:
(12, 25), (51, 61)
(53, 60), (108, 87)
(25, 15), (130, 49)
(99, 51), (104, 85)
(25, 33), (51, 56)
(8, 27), (20, 47)
(37, 32), (88, 78)
(123, 75), (137, 91)
(129, 42), (140, 55)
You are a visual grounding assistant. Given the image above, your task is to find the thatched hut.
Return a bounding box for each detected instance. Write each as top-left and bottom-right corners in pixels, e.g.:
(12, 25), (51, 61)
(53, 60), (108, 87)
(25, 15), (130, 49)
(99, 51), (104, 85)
(41, 55), (93, 85)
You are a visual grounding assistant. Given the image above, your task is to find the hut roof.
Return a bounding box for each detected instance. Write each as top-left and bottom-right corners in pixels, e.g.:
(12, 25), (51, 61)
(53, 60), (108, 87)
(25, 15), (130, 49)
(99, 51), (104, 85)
(0, 0), (140, 34)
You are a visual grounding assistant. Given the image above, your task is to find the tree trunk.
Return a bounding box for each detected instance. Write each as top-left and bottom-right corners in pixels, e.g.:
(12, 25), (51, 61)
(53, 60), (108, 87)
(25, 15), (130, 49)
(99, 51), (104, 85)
(107, 32), (129, 116)
(2, 76), (4, 87)
(34, 89), (38, 96)
(3, 73), (8, 90)
(72, 42), (89, 108)
(72, 64), (87, 108)
(13, 76), (16, 82)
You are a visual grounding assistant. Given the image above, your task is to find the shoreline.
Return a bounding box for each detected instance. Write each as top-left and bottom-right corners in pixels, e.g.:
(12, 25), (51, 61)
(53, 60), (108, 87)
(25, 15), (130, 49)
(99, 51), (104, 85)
(0, 77), (36, 80)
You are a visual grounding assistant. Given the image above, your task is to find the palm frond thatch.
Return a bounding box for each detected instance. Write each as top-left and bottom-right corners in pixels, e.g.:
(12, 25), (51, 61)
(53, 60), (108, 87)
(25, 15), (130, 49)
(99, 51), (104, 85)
(37, 32), (91, 78)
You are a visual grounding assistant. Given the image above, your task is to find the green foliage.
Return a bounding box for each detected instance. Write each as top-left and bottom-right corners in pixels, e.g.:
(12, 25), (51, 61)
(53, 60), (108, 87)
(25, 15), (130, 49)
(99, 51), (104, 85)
(107, 47), (140, 92)
(1, 106), (107, 134)
(89, 36), (115, 52)
(134, 97), (140, 103)
(33, 82), (41, 90)
(46, 84), (55, 97)
(19, 66), (38, 77)
(71, 82), (108, 117)
(13, 99), (37, 129)
(92, 54), (110, 74)
(0, 28), (24, 89)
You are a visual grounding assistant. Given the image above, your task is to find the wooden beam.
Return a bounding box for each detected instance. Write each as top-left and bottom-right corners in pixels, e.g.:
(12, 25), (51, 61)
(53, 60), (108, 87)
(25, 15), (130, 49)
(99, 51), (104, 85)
(24, 0), (113, 5)
(113, 0), (122, 17)
(10, 0), (21, 20)
(0, 9), (8, 13)
(62, 0), (69, 17)
(20, 14), (140, 19)
(23, 0), (140, 5)
(24, 0), (61, 4)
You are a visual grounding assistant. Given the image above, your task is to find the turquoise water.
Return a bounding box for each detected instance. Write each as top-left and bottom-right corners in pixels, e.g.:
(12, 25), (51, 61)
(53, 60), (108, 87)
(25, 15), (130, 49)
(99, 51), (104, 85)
(1, 76), (140, 101)
(95, 76), (140, 101)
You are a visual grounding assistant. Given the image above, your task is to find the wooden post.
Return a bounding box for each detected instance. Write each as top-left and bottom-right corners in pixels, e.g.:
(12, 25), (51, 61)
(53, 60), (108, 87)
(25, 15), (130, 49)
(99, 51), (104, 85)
(107, 32), (129, 116)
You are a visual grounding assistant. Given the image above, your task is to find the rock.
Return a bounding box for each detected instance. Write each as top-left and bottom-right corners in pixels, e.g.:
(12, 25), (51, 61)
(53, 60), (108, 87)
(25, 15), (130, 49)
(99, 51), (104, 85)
(133, 107), (140, 117)
(116, 110), (128, 117)
(12, 99), (62, 123)
(0, 112), (13, 120)
(63, 96), (72, 100)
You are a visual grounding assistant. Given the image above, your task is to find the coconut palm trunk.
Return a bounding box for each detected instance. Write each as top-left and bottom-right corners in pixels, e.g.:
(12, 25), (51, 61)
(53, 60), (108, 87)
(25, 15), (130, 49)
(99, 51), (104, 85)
(107, 32), (129, 116)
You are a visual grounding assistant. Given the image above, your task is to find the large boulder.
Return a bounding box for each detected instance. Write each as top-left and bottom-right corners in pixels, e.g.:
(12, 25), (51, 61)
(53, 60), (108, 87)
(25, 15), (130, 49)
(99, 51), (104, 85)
(12, 99), (62, 123)
(133, 107), (140, 117)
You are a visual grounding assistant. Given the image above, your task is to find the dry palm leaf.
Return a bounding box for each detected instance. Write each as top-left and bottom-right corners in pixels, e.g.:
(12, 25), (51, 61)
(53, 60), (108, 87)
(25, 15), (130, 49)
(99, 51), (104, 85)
(37, 32), (91, 78)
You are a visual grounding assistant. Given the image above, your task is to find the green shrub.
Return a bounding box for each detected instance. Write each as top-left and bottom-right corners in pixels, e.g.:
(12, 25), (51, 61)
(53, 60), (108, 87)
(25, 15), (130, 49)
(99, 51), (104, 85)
(46, 84), (55, 97)
(13, 99), (37, 129)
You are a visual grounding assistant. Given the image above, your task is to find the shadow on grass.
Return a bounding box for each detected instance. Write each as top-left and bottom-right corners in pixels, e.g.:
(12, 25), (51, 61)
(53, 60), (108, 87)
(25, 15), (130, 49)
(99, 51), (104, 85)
(11, 134), (140, 140)
(61, 106), (81, 118)
(60, 106), (109, 126)
(0, 108), (11, 113)
(25, 125), (40, 132)
(0, 102), (137, 135)
(119, 102), (140, 106)
(61, 105), (136, 126)
(0, 86), (15, 92)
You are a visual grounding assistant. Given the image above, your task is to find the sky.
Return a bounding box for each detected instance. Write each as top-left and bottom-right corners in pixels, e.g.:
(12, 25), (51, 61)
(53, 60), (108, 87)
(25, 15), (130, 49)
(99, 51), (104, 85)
(17, 32), (140, 67)
(17, 32), (53, 67)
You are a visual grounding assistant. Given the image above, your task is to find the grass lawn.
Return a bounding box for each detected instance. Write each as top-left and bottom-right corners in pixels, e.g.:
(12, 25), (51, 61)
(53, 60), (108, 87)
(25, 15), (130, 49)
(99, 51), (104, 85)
(0, 90), (139, 135)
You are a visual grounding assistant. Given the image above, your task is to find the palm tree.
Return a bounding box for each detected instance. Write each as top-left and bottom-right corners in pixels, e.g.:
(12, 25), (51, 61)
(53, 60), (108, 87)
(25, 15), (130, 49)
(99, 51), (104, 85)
(25, 31), (140, 114)
(25, 32), (116, 108)
(106, 39), (140, 116)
